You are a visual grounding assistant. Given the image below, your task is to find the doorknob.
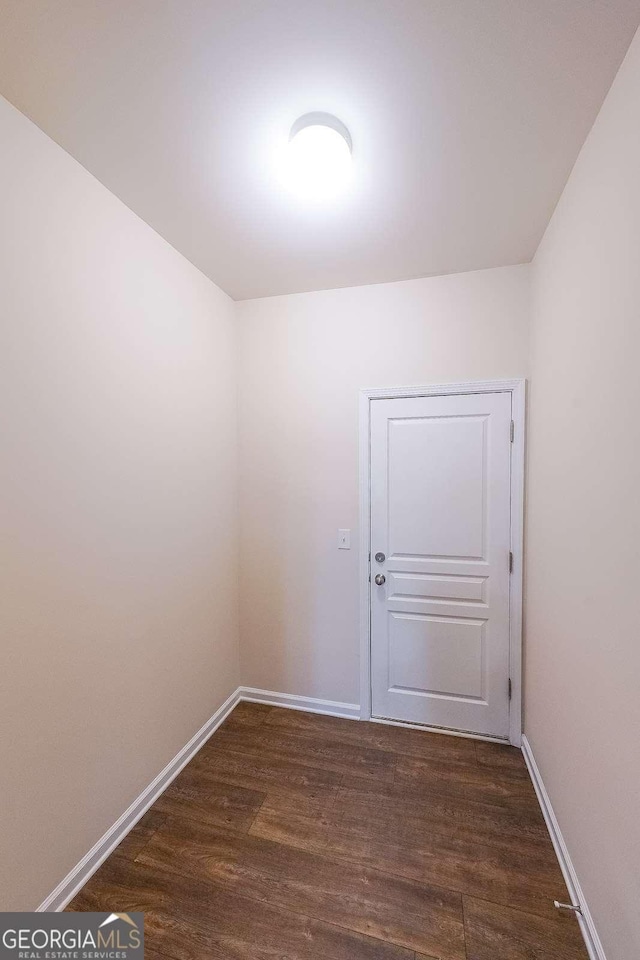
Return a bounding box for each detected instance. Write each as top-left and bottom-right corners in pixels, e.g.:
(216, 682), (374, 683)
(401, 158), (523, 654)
(374, 574), (386, 586)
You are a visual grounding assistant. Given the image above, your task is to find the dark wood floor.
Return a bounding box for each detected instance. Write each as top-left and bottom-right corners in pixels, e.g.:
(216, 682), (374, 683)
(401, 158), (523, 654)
(68, 702), (588, 960)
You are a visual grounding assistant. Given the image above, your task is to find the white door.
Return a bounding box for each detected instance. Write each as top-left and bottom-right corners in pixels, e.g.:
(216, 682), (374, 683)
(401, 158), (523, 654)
(370, 391), (512, 738)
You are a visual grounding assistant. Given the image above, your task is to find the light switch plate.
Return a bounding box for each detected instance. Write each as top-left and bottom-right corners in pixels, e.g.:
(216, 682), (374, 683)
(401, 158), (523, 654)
(338, 528), (351, 550)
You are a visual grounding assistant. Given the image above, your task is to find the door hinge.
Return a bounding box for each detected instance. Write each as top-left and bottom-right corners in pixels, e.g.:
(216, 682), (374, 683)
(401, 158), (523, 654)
(509, 550), (513, 573)
(508, 678), (512, 700)
(510, 420), (515, 442)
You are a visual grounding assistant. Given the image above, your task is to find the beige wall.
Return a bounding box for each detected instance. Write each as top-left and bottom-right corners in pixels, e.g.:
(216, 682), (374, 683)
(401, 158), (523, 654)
(0, 95), (239, 909)
(525, 28), (640, 960)
(237, 265), (530, 704)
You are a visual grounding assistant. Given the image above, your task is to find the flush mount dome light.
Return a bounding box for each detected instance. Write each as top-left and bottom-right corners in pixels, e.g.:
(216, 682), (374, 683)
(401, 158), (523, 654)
(281, 112), (353, 201)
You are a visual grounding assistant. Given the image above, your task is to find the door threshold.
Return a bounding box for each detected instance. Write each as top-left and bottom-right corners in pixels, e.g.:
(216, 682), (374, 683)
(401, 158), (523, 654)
(369, 714), (509, 744)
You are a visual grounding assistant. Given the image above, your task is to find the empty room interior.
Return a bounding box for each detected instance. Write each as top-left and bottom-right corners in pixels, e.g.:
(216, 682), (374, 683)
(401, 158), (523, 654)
(2, 2), (640, 959)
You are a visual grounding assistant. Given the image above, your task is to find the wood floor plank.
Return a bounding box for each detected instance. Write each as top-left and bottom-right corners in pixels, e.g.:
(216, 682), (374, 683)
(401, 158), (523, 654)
(111, 810), (167, 862)
(69, 856), (421, 960)
(153, 765), (265, 831)
(249, 784), (340, 855)
(192, 740), (345, 793)
(136, 815), (465, 959)
(474, 740), (529, 775)
(205, 724), (397, 784)
(332, 782), (549, 848)
(221, 701), (273, 731)
(394, 754), (538, 812)
(245, 766), (564, 919)
(316, 808), (569, 920)
(463, 896), (588, 959)
(249, 805), (335, 855)
(263, 707), (478, 763)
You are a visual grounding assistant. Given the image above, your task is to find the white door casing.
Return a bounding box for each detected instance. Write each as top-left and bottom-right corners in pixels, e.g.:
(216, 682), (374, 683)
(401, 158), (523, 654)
(360, 381), (524, 744)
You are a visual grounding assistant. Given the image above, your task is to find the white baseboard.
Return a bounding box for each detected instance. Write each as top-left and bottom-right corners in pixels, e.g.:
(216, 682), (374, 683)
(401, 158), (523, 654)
(38, 687), (242, 912)
(521, 735), (605, 960)
(238, 686), (360, 720)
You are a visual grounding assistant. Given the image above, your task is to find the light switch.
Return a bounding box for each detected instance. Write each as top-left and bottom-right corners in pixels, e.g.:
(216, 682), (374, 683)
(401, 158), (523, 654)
(338, 528), (351, 550)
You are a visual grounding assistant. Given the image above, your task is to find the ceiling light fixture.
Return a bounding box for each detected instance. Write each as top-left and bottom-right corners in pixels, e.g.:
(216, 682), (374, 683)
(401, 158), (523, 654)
(280, 112), (353, 202)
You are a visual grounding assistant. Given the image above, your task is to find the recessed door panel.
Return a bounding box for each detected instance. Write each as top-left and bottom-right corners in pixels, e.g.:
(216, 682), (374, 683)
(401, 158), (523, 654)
(387, 572), (487, 603)
(388, 613), (485, 700)
(388, 417), (486, 559)
(370, 391), (512, 738)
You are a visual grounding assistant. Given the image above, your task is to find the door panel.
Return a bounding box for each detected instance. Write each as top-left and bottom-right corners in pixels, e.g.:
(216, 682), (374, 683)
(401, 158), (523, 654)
(370, 391), (512, 738)
(388, 416), (486, 559)
(387, 572), (486, 603)
(388, 613), (485, 698)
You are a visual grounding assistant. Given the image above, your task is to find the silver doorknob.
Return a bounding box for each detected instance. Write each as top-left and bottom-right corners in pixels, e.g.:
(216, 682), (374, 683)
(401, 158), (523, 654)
(374, 574), (386, 586)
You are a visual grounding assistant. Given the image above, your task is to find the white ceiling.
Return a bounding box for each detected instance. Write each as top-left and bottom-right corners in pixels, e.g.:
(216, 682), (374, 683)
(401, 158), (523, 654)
(0, 1), (638, 300)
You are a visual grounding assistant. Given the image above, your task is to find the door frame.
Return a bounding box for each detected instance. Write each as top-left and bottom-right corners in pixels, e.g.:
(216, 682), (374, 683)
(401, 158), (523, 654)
(359, 378), (526, 746)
